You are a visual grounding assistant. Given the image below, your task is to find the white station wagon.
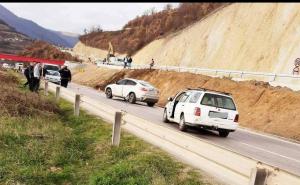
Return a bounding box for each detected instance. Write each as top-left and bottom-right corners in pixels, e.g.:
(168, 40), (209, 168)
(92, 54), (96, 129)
(105, 78), (159, 107)
(163, 88), (239, 137)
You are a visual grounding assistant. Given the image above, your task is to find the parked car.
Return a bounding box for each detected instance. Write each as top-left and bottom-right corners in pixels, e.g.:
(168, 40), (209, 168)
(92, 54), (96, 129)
(105, 78), (159, 107)
(2, 63), (14, 69)
(107, 57), (124, 66)
(45, 70), (61, 84)
(43, 63), (60, 72)
(163, 88), (239, 137)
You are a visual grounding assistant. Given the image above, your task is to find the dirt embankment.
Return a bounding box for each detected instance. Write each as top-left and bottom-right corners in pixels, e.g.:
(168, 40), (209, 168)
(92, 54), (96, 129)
(133, 3), (300, 74)
(73, 66), (300, 141)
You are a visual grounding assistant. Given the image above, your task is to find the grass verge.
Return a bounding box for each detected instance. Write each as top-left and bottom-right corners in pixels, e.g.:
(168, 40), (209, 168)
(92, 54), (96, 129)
(0, 70), (214, 185)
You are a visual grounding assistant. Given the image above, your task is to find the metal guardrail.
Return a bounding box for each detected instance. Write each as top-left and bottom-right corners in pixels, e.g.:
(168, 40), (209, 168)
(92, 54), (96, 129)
(43, 81), (300, 185)
(96, 63), (300, 81)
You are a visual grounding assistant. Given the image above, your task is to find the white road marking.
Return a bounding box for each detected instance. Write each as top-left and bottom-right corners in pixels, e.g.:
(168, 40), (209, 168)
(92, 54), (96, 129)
(240, 142), (300, 164)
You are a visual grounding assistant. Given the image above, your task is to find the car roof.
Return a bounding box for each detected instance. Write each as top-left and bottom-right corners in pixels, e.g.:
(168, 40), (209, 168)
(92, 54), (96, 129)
(186, 88), (232, 97)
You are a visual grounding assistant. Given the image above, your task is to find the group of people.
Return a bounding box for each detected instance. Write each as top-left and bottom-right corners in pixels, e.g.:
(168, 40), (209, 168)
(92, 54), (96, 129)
(23, 63), (46, 93)
(123, 55), (133, 69)
(23, 63), (72, 93)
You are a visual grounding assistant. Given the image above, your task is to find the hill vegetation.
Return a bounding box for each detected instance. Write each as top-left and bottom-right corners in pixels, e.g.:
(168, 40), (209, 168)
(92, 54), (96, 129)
(79, 3), (229, 55)
(19, 40), (82, 62)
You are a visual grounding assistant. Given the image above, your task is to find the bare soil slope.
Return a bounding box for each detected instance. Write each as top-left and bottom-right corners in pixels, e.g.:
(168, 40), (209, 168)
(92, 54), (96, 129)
(132, 3), (300, 74)
(73, 66), (300, 141)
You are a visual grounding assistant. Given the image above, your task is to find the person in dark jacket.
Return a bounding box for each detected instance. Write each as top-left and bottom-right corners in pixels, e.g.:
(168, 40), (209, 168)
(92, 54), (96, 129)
(59, 65), (72, 88)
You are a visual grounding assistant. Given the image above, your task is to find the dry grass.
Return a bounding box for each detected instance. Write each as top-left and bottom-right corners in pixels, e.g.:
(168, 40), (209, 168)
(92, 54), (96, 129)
(0, 69), (59, 117)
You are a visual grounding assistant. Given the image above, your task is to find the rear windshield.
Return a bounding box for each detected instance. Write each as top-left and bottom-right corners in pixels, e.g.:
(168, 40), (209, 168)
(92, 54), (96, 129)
(139, 81), (153, 88)
(201, 93), (236, 110)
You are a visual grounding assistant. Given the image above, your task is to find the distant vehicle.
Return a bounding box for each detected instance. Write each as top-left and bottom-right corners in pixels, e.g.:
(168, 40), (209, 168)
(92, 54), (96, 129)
(107, 56), (124, 66)
(14, 63), (24, 71)
(163, 88), (239, 137)
(45, 70), (61, 84)
(43, 63), (60, 72)
(105, 78), (159, 107)
(2, 63), (14, 69)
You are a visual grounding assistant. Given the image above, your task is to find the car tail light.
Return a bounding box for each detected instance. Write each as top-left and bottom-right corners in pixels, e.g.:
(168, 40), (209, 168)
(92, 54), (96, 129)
(194, 107), (201, 116)
(234, 114), (239, 122)
(140, 87), (148, 92)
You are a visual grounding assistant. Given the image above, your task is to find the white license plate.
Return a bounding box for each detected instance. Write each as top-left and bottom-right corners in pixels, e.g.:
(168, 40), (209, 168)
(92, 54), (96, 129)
(209, 111), (228, 119)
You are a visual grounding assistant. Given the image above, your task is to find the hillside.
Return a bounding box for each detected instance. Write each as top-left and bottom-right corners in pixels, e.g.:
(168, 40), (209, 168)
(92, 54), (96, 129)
(132, 3), (300, 75)
(0, 19), (32, 54)
(19, 40), (82, 62)
(79, 3), (228, 55)
(0, 4), (78, 47)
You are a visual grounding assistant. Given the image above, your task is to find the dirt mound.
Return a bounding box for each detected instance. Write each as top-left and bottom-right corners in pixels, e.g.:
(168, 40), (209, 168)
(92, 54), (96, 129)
(19, 40), (82, 62)
(72, 67), (300, 141)
(0, 70), (59, 117)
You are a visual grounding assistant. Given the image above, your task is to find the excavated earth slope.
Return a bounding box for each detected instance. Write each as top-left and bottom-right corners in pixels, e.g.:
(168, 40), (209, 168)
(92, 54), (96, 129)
(131, 3), (300, 74)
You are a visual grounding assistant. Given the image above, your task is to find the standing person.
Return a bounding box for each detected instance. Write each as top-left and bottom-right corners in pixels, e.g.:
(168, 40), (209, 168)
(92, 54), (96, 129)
(123, 56), (128, 69)
(59, 65), (72, 88)
(33, 63), (41, 93)
(23, 64), (31, 87)
(150, 58), (155, 70)
(28, 63), (35, 91)
(127, 56), (132, 69)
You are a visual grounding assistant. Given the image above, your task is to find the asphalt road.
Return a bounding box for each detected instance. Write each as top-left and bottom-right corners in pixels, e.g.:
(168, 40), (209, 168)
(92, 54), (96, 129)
(68, 82), (300, 176)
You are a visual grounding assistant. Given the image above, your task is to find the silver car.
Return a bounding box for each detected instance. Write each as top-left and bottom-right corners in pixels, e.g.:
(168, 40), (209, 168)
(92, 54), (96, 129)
(45, 70), (61, 84)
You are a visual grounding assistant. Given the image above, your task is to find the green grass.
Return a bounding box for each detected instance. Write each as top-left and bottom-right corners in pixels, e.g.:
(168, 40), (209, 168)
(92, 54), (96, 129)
(0, 73), (211, 185)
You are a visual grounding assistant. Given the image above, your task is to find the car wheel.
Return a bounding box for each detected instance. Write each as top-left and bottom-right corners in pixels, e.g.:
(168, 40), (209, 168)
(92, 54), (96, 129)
(163, 109), (169, 123)
(128, 92), (136, 104)
(179, 114), (187, 132)
(147, 102), (155, 107)
(219, 130), (230, 137)
(106, 88), (113, 99)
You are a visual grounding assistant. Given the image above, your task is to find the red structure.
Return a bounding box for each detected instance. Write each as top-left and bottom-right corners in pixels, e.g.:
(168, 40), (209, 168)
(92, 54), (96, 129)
(0, 53), (65, 65)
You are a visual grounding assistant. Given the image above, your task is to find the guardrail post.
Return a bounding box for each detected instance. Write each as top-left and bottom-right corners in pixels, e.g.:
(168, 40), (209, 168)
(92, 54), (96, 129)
(55, 86), (60, 102)
(215, 70), (218, 76)
(112, 111), (122, 146)
(74, 94), (80, 116)
(44, 81), (48, 96)
(241, 72), (244, 78)
(228, 72), (231, 78)
(249, 167), (269, 185)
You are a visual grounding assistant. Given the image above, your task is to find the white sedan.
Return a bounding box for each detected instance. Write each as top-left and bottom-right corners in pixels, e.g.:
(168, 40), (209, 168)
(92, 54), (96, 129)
(105, 78), (159, 107)
(45, 70), (61, 85)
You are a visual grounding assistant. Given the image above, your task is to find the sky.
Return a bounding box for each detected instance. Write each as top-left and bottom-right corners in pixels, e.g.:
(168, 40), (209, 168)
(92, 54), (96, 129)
(1, 3), (179, 35)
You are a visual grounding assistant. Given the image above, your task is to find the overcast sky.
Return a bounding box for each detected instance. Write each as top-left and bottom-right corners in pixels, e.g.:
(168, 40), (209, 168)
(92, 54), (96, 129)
(1, 3), (179, 35)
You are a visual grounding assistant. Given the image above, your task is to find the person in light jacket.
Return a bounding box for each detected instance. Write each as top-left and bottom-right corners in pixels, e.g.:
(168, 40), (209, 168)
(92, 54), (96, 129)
(33, 63), (41, 92)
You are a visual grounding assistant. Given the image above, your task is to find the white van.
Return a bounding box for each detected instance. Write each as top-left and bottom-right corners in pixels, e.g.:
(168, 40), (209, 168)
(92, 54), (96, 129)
(163, 88), (239, 137)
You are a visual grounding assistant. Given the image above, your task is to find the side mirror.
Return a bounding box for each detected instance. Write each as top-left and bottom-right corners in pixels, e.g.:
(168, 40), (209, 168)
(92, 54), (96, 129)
(168, 97), (173, 101)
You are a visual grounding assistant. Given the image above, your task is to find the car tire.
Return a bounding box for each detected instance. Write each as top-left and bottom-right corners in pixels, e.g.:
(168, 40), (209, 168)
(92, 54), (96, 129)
(163, 109), (169, 123)
(128, 92), (136, 104)
(219, 130), (230, 137)
(147, 102), (155, 107)
(106, 88), (113, 99)
(179, 114), (187, 132)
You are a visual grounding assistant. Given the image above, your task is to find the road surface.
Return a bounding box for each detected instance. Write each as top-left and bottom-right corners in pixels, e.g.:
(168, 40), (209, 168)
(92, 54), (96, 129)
(67, 82), (300, 176)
